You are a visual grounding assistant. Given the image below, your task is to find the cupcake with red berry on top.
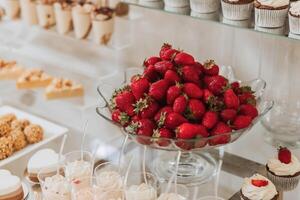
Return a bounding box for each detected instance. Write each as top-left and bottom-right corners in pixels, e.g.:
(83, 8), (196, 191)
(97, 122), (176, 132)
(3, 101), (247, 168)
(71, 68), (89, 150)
(266, 147), (300, 191)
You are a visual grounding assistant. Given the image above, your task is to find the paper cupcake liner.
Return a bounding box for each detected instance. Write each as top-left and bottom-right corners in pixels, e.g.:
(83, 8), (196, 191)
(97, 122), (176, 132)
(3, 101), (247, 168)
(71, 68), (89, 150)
(190, 0), (220, 14)
(289, 14), (300, 35)
(164, 0), (189, 8)
(191, 10), (219, 20)
(4, 0), (20, 19)
(92, 18), (114, 45)
(221, 1), (253, 20)
(255, 25), (285, 35)
(36, 4), (56, 28)
(54, 8), (72, 35)
(267, 170), (300, 191)
(165, 5), (190, 14)
(20, 0), (38, 25)
(255, 7), (288, 28)
(139, 1), (164, 9)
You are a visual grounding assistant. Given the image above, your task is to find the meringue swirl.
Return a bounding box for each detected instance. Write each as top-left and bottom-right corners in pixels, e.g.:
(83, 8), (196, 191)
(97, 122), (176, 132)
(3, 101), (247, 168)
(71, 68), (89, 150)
(267, 155), (300, 176)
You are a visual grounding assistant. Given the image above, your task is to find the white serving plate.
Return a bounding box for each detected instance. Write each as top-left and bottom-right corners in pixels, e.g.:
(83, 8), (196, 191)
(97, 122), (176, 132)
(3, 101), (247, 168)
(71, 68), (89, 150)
(0, 105), (68, 167)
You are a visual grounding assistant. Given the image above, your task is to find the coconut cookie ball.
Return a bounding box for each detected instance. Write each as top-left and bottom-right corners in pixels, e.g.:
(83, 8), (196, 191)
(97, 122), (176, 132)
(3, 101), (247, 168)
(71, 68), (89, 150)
(10, 130), (27, 151)
(11, 119), (30, 131)
(0, 113), (16, 125)
(24, 124), (44, 144)
(0, 136), (14, 160)
(0, 121), (11, 137)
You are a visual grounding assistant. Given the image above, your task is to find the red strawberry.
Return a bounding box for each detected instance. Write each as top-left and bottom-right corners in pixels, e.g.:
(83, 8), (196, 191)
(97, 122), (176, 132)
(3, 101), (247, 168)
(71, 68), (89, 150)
(195, 124), (209, 138)
(193, 62), (204, 76)
(203, 60), (219, 76)
(209, 122), (232, 145)
(239, 104), (258, 119)
(134, 97), (159, 119)
(159, 43), (172, 59)
(173, 95), (188, 114)
(203, 89), (214, 103)
(175, 141), (194, 151)
(204, 75), (214, 86)
(135, 119), (155, 145)
(154, 106), (173, 122)
(176, 123), (199, 139)
(144, 56), (161, 67)
(224, 89), (239, 110)
(220, 109), (237, 122)
(149, 79), (169, 101)
(278, 147), (292, 164)
(161, 48), (179, 61)
(251, 180), (269, 187)
(239, 92), (256, 105)
(143, 65), (160, 82)
(131, 75), (150, 100)
(181, 65), (200, 84)
(112, 109), (130, 127)
(185, 99), (206, 121)
(164, 70), (181, 85)
(202, 111), (218, 129)
(154, 61), (174, 75)
(233, 115), (252, 130)
(174, 52), (195, 65)
(230, 81), (240, 93)
(208, 75), (228, 95)
(153, 128), (174, 147)
(166, 84), (182, 105)
(114, 90), (135, 116)
(183, 83), (203, 99)
(131, 115), (141, 123)
(163, 112), (188, 129)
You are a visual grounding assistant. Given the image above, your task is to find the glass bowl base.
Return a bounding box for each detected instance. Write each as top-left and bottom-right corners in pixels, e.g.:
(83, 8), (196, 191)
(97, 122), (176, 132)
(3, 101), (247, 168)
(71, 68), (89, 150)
(152, 152), (217, 186)
(264, 131), (300, 149)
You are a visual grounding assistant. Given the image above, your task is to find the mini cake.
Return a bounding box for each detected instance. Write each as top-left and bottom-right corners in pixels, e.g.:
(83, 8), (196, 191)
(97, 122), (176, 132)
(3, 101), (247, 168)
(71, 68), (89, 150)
(240, 174), (278, 200)
(45, 78), (84, 100)
(254, 0), (290, 28)
(72, 1), (95, 39)
(24, 124), (44, 144)
(190, 0), (220, 14)
(36, 0), (56, 28)
(27, 148), (63, 183)
(222, 0), (254, 20)
(91, 7), (115, 45)
(10, 129), (27, 151)
(54, 0), (73, 35)
(0, 121), (11, 137)
(11, 119), (30, 131)
(0, 60), (24, 80)
(266, 147), (300, 191)
(3, 0), (20, 19)
(0, 136), (14, 160)
(289, 1), (300, 35)
(0, 113), (17, 125)
(0, 170), (24, 200)
(16, 69), (53, 89)
(125, 183), (157, 200)
(20, 0), (38, 25)
(41, 174), (71, 200)
(157, 193), (186, 200)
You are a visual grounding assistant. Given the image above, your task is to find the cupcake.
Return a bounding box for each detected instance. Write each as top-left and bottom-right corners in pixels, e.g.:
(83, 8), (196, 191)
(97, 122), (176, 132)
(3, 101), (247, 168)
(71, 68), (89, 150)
(221, 0), (254, 20)
(266, 147), (300, 191)
(139, 0), (164, 9)
(72, 1), (95, 39)
(289, 1), (300, 35)
(3, 0), (20, 19)
(91, 7), (114, 45)
(190, 0), (220, 14)
(54, 0), (74, 34)
(36, 0), (56, 28)
(20, 0), (38, 25)
(164, 0), (189, 8)
(254, 0), (290, 28)
(240, 174), (278, 200)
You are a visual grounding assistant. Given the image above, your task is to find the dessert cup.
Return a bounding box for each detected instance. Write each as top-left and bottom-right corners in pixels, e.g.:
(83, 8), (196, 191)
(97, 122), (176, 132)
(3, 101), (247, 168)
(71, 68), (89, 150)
(139, 0), (164, 9)
(91, 7), (114, 45)
(36, 0), (56, 29)
(254, 25), (285, 35)
(72, 2), (94, 39)
(164, 0), (189, 8)
(54, 1), (73, 35)
(191, 10), (219, 20)
(221, 0), (254, 21)
(164, 5), (190, 15)
(20, 0), (38, 25)
(158, 183), (189, 200)
(3, 0), (20, 19)
(190, 0), (220, 14)
(289, 1), (300, 35)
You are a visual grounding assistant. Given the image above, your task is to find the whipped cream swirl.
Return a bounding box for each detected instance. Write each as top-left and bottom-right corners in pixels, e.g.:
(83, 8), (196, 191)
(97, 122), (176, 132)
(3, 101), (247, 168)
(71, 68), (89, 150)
(268, 155), (300, 176)
(257, 0), (289, 8)
(290, 1), (300, 16)
(241, 174), (277, 200)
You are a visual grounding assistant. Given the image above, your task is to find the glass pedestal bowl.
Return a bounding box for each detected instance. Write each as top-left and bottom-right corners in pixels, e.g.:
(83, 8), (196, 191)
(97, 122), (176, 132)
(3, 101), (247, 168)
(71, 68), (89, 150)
(96, 66), (273, 186)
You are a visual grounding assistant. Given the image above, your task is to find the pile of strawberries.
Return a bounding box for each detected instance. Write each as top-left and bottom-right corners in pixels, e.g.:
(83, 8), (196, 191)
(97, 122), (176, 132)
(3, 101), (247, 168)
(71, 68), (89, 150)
(110, 44), (258, 150)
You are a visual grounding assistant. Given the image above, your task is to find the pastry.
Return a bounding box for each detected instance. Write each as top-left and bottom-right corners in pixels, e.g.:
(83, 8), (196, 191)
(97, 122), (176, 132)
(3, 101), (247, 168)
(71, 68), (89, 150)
(3, 0), (20, 19)
(24, 124), (44, 144)
(11, 119), (30, 131)
(20, 0), (38, 25)
(0, 170), (24, 200)
(16, 69), (52, 89)
(54, 0), (73, 34)
(72, 1), (94, 39)
(10, 129), (27, 151)
(36, 0), (56, 28)
(254, 0), (290, 28)
(41, 174), (71, 200)
(0, 121), (11, 137)
(240, 174), (278, 200)
(28, 148), (63, 183)
(0, 136), (14, 160)
(125, 183), (157, 200)
(190, 0), (220, 14)
(157, 193), (186, 200)
(222, 0), (254, 20)
(289, 1), (300, 35)
(91, 7), (115, 45)
(0, 113), (17, 125)
(0, 60), (24, 80)
(45, 78), (84, 100)
(266, 147), (300, 191)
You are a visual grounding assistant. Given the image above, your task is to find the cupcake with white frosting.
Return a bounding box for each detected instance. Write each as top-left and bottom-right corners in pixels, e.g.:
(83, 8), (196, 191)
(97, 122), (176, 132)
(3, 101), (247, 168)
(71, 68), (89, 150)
(3, 0), (20, 19)
(190, 0), (220, 14)
(36, 0), (57, 28)
(20, 0), (38, 25)
(254, 0), (290, 28)
(240, 174), (278, 200)
(54, 0), (74, 34)
(289, 1), (300, 35)
(222, 0), (254, 20)
(266, 147), (300, 191)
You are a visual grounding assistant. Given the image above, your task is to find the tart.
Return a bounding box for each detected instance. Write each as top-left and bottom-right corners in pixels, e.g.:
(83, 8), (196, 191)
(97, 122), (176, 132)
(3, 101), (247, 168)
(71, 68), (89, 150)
(0, 60), (24, 80)
(45, 78), (84, 100)
(266, 147), (300, 191)
(0, 170), (24, 200)
(24, 124), (44, 144)
(16, 69), (53, 89)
